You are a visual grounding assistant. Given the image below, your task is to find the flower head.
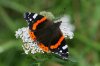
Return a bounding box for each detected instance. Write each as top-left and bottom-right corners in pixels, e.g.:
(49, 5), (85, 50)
(15, 27), (44, 54)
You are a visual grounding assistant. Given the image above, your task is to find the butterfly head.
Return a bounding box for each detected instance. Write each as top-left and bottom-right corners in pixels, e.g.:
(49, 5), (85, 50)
(24, 12), (38, 24)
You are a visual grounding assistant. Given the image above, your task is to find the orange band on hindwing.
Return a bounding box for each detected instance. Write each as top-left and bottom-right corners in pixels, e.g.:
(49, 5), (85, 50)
(50, 35), (64, 49)
(32, 17), (46, 30)
(38, 43), (49, 52)
(29, 31), (36, 40)
(38, 35), (64, 52)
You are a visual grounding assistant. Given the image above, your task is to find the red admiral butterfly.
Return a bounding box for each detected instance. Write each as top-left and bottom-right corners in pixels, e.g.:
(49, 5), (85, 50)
(24, 12), (69, 59)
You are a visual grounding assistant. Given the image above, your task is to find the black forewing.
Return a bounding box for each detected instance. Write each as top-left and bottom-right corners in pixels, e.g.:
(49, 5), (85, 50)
(34, 21), (62, 47)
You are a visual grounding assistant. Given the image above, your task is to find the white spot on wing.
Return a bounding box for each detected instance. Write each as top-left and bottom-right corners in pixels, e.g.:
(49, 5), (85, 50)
(29, 18), (32, 21)
(62, 45), (68, 50)
(60, 50), (62, 53)
(33, 13), (38, 19)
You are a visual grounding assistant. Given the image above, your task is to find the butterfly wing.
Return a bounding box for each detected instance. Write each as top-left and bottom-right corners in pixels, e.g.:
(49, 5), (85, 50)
(24, 12), (69, 59)
(42, 21), (69, 59)
(35, 22), (62, 48)
(50, 38), (69, 59)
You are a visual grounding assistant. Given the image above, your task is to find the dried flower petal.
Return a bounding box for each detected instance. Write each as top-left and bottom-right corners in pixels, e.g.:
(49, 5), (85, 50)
(40, 11), (55, 20)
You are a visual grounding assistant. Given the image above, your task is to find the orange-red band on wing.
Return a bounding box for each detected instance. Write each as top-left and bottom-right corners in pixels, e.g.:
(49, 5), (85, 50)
(29, 31), (49, 52)
(29, 31), (36, 40)
(50, 35), (64, 49)
(38, 43), (49, 52)
(32, 17), (46, 30)
(38, 35), (64, 52)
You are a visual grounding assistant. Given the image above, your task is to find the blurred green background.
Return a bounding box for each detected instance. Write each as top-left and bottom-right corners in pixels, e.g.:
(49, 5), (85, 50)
(0, 0), (100, 66)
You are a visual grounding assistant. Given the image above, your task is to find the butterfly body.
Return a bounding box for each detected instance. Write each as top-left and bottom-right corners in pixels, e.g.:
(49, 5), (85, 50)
(24, 12), (69, 59)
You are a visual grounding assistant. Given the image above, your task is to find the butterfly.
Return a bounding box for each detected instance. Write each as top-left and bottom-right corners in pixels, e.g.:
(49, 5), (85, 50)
(24, 12), (69, 59)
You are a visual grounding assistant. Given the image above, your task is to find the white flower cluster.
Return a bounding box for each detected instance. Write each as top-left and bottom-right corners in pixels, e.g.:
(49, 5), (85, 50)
(55, 15), (74, 39)
(15, 27), (44, 54)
